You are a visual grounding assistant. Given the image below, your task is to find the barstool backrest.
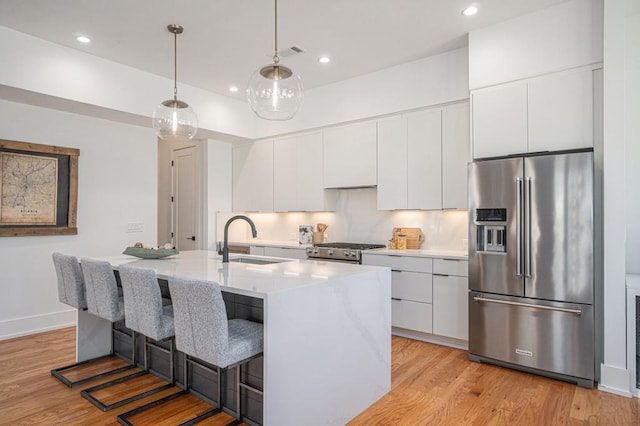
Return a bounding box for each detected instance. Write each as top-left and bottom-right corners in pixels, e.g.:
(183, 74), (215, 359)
(168, 277), (229, 367)
(52, 253), (86, 310)
(81, 258), (123, 322)
(119, 265), (171, 341)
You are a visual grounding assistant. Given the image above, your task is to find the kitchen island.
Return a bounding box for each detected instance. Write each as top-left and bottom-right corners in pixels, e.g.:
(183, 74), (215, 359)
(77, 250), (391, 426)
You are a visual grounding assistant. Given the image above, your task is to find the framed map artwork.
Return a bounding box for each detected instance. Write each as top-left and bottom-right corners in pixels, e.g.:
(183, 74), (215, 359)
(0, 139), (79, 237)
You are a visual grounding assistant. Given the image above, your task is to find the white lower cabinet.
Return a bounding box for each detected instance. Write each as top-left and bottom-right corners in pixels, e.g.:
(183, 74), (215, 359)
(392, 299), (433, 334)
(250, 245), (307, 260)
(363, 253), (469, 345)
(432, 259), (469, 341)
(362, 254), (433, 334)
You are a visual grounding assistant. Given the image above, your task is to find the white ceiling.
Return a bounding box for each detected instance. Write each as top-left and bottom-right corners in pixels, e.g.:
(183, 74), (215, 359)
(0, 0), (568, 101)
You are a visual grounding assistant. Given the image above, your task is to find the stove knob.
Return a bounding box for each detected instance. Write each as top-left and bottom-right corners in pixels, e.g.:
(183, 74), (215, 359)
(328, 250), (334, 255)
(351, 251), (357, 257)
(312, 249), (319, 254)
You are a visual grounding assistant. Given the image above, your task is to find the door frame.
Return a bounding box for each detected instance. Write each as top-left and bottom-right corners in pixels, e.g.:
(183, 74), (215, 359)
(157, 138), (207, 250)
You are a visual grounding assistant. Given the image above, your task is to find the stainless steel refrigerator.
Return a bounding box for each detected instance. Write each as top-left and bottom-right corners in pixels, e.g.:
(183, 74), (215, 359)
(468, 150), (595, 388)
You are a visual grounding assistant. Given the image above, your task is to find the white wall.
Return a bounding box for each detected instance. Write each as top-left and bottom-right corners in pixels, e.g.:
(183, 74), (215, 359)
(0, 100), (157, 340)
(0, 25), (256, 140)
(205, 140), (232, 250)
(599, 0), (634, 396)
(626, 9), (640, 272)
(469, 0), (603, 89)
(253, 48), (469, 138)
(218, 188), (468, 252)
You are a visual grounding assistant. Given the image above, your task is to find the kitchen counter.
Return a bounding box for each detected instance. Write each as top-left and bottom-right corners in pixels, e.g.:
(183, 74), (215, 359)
(364, 248), (468, 259)
(90, 250), (383, 298)
(77, 250), (391, 426)
(228, 239), (305, 249)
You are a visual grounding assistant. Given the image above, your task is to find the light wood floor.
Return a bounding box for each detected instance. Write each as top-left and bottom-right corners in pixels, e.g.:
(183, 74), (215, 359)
(1, 327), (638, 425)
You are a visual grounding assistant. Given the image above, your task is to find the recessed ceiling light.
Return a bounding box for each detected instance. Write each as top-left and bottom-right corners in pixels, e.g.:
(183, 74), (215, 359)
(318, 55), (331, 64)
(229, 85), (239, 93)
(462, 5), (478, 16)
(75, 34), (91, 43)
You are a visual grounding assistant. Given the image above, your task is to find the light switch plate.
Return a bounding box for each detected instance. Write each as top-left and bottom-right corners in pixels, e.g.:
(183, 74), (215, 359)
(126, 222), (143, 233)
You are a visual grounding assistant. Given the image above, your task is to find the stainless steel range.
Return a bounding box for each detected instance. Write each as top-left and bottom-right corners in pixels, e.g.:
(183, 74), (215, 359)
(306, 242), (386, 263)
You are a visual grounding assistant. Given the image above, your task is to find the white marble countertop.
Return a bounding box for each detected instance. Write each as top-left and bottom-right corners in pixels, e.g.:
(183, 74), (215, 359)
(90, 250), (388, 299)
(363, 248), (468, 260)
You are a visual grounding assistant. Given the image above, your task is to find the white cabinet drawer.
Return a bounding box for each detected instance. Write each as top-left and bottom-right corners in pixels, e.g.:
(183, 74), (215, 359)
(433, 258), (468, 277)
(264, 246), (307, 259)
(362, 254), (432, 273)
(392, 299), (432, 333)
(392, 271), (432, 303)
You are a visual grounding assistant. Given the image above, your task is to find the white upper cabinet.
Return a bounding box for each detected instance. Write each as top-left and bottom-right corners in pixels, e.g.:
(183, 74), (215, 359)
(323, 120), (377, 188)
(472, 65), (598, 159)
(232, 140), (274, 212)
(527, 68), (593, 152)
(472, 83), (528, 159)
(442, 102), (470, 209)
(407, 109), (442, 210)
(377, 103), (468, 211)
(274, 133), (335, 212)
(273, 137), (298, 212)
(377, 116), (408, 210)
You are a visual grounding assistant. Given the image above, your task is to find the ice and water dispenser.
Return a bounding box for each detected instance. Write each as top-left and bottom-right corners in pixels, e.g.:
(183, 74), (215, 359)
(475, 208), (507, 253)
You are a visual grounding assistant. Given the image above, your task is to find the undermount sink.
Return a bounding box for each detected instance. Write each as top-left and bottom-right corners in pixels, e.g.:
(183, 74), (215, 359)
(229, 257), (289, 265)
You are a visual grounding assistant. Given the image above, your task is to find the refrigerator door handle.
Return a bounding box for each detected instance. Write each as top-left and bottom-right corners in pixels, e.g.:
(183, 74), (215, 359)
(516, 177), (523, 277)
(472, 296), (582, 315)
(525, 177), (532, 278)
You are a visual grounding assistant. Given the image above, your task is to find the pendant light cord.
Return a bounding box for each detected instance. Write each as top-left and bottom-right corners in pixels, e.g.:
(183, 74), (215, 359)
(273, 0), (279, 65)
(173, 30), (178, 100)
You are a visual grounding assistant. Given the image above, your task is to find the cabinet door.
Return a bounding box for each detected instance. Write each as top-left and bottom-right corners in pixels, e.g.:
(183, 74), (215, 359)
(433, 274), (469, 340)
(377, 116), (408, 210)
(273, 137), (298, 212)
(323, 121), (377, 188)
(250, 246), (265, 256)
(232, 141), (274, 212)
(264, 246), (306, 259)
(528, 68), (593, 152)
(472, 83), (527, 159)
(407, 109), (442, 210)
(442, 102), (470, 209)
(297, 133), (331, 211)
(391, 299), (432, 333)
(391, 271), (432, 303)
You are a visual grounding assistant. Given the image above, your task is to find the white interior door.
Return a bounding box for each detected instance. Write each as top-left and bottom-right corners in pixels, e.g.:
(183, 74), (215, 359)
(173, 146), (197, 251)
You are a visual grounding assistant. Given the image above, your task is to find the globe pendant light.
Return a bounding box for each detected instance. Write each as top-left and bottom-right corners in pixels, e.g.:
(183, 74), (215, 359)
(152, 24), (198, 140)
(247, 0), (303, 120)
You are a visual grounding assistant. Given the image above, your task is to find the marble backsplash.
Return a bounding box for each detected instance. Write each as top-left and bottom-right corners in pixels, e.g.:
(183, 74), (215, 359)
(217, 187), (468, 251)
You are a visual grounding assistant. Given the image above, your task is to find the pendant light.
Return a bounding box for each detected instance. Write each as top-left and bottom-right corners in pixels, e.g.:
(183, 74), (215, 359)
(247, 0), (303, 120)
(152, 24), (198, 140)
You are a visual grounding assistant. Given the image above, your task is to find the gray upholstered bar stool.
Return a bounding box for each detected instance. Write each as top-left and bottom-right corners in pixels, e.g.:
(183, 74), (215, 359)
(80, 259), (174, 411)
(50, 253), (134, 387)
(167, 276), (264, 425)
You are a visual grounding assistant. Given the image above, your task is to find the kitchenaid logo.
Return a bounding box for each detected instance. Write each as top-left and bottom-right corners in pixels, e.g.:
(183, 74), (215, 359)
(515, 348), (533, 357)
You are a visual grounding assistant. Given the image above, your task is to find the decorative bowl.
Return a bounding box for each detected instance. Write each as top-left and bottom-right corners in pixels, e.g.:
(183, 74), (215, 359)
(123, 247), (179, 259)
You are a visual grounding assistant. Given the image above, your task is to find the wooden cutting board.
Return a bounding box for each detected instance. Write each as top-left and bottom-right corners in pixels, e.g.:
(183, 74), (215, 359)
(393, 227), (425, 249)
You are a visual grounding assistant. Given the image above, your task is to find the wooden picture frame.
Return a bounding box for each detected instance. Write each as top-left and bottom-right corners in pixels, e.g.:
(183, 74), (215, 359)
(0, 139), (79, 237)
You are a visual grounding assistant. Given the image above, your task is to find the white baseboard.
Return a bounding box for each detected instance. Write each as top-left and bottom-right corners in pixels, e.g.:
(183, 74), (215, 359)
(0, 309), (76, 341)
(392, 327), (469, 351)
(599, 363), (633, 397)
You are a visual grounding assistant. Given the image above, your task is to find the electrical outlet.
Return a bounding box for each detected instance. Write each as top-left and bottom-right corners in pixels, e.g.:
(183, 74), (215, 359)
(126, 222), (143, 233)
